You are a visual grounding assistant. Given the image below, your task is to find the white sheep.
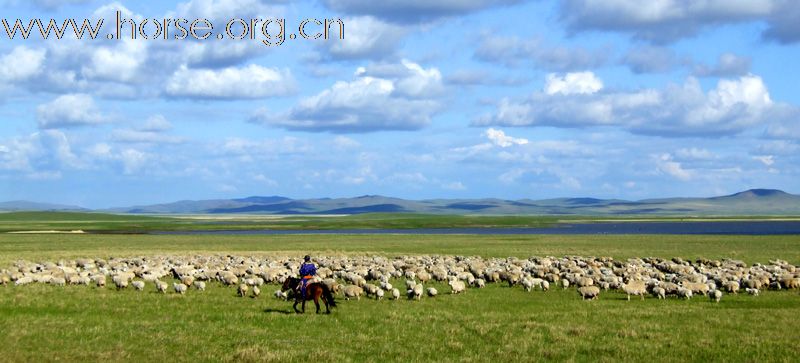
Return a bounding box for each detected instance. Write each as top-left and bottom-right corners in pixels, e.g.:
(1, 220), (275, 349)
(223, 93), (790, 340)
(193, 281), (206, 291)
(409, 283), (423, 300)
(252, 286), (261, 298)
(677, 287), (693, 300)
(427, 287), (438, 297)
(391, 288), (400, 300)
(155, 280), (168, 293)
(561, 279), (570, 290)
(621, 281), (647, 301)
(473, 278), (486, 289)
(541, 280), (550, 291)
(237, 283), (249, 297)
(173, 282), (188, 295)
(131, 281), (145, 291)
(653, 287), (666, 300)
(376, 288), (384, 300)
(274, 290), (288, 300)
(342, 285), (363, 301)
(448, 279), (466, 294)
(710, 289), (722, 303)
(745, 288), (760, 296)
(112, 276), (129, 290)
(578, 286), (600, 300)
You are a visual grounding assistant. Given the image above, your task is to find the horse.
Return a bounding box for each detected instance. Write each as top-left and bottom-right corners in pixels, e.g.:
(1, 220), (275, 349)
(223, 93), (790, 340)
(281, 276), (337, 314)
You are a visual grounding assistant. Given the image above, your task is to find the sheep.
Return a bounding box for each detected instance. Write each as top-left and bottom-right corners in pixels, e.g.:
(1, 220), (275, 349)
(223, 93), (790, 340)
(274, 290), (288, 300)
(448, 279), (466, 294)
(578, 286), (600, 300)
(561, 279), (570, 290)
(380, 281), (393, 291)
(15, 276), (33, 286)
(342, 285), (363, 301)
(193, 281), (206, 291)
(0, 273), (10, 285)
(427, 287), (438, 297)
(237, 284), (249, 297)
(93, 275), (106, 288)
(408, 283), (423, 300)
(391, 288), (400, 300)
(131, 281), (145, 291)
(710, 289), (722, 303)
(155, 280), (168, 293)
(653, 287), (666, 300)
(405, 280), (416, 290)
(621, 281), (647, 301)
(745, 288), (760, 296)
(363, 283), (379, 298)
(677, 287), (693, 300)
(50, 277), (66, 286)
(173, 283), (188, 295)
(251, 286), (261, 298)
(723, 281), (740, 294)
(521, 277), (535, 292)
(473, 278), (486, 289)
(376, 288), (384, 300)
(180, 275), (195, 287)
(112, 276), (129, 290)
(541, 280), (550, 291)
(577, 277), (594, 287)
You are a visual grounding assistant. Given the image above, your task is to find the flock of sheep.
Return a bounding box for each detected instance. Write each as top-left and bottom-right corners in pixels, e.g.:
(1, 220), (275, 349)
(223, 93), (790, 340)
(2, 254), (799, 303)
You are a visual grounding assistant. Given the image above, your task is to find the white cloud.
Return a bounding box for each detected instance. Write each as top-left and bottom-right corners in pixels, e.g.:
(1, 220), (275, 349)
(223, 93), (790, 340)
(655, 153), (692, 181)
(753, 155), (775, 166)
(441, 181), (466, 190)
(333, 136), (361, 149)
(166, 64), (295, 99)
(37, 94), (109, 129)
(139, 115), (172, 132)
(258, 60), (444, 133)
(622, 46), (681, 74)
(476, 74), (789, 137)
(485, 128), (529, 147)
(676, 148), (716, 160)
(81, 40), (147, 83)
(321, 16), (406, 60)
(544, 71), (603, 95)
(119, 148), (148, 174)
(0, 46), (46, 82)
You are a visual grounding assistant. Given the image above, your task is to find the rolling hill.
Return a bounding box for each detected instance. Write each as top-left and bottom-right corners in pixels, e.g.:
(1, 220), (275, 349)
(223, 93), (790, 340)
(2, 189), (798, 215)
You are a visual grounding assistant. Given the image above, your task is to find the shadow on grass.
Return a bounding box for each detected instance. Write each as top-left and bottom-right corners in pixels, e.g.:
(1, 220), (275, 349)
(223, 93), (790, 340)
(263, 308), (293, 315)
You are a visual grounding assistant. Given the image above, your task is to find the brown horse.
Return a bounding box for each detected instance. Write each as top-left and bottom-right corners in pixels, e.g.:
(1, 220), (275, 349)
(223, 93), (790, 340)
(281, 277), (336, 314)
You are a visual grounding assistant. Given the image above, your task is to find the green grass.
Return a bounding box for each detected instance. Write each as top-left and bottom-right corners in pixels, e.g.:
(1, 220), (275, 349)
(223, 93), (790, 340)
(1, 233), (800, 362)
(3, 211), (798, 233)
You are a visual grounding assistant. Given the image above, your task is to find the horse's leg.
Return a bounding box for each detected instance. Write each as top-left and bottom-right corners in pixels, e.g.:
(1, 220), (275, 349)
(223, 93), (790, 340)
(322, 290), (330, 314)
(301, 294), (306, 313)
(293, 298), (300, 314)
(314, 291), (321, 314)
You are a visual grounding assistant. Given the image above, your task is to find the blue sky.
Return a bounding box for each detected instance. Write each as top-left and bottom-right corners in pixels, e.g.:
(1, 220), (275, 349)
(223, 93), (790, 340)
(0, 0), (798, 208)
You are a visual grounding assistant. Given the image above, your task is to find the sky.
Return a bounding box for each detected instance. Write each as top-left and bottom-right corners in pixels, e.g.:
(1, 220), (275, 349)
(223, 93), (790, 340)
(0, 0), (799, 208)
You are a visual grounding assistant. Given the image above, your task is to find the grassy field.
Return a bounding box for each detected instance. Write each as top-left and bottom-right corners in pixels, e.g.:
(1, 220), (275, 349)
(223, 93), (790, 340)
(1, 233), (800, 362)
(2, 211), (799, 233)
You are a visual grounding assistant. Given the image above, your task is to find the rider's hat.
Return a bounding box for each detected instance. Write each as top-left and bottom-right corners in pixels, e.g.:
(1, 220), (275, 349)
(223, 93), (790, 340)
(303, 255), (311, 262)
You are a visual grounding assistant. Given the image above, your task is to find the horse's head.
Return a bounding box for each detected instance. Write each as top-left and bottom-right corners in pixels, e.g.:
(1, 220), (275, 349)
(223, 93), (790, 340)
(281, 276), (298, 292)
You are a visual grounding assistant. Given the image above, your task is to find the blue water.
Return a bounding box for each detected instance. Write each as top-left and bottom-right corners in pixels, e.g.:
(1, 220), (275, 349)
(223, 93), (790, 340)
(152, 221), (800, 235)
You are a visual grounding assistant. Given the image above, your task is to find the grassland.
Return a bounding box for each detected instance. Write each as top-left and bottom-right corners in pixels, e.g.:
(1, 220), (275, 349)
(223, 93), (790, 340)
(1, 233), (800, 362)
(2, 211), (799, 234)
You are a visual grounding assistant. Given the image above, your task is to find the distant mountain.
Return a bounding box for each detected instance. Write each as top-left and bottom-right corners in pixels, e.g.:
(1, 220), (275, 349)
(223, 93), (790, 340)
(4, 189), (799, 215)
(0, 200), (86, 212)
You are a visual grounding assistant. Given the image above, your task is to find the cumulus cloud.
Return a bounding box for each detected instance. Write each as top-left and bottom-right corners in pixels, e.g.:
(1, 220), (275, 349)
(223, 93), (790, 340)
(693, 53), (752, 77)
(322, 0), (525, 24)
(166, 64), (295, 99)
(319, 16), (406, 60)
(485, 128), (528, 147)
(655, 153), (692, 181)
(476, 72), (792, 137)
(37, 94), (109, 129)
(255, 60), (444, 133)
(544, 72), (603, 95)
(475, 34), (610, 70)
(0, 46), (46, 83)
(559, 0), (779, 43)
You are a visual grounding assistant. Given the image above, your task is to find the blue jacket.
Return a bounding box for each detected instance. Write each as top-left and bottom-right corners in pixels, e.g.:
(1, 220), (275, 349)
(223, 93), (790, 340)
(299, 263), (316, 277)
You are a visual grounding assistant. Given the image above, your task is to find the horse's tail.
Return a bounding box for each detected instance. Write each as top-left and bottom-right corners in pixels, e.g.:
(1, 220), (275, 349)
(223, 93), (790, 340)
(321, 284), (337, 308)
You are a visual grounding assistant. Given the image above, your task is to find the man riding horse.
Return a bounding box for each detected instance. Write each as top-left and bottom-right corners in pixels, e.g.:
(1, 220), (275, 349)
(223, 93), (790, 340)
(298, 255), (316, 296)
(280, 255), (336, 314)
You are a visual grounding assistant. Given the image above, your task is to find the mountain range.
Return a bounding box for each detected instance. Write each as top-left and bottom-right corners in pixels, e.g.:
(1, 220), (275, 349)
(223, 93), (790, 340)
(1, 189), (798, 216)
